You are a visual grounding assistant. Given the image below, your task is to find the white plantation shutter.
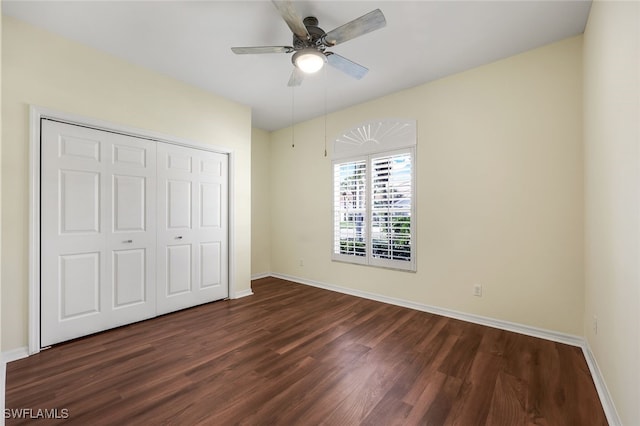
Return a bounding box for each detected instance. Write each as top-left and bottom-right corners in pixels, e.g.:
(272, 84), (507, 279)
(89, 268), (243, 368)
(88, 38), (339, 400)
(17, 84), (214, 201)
(333, 159), (368, 262)
(332, 119), (416, 271)
(370, 151), (413, 268)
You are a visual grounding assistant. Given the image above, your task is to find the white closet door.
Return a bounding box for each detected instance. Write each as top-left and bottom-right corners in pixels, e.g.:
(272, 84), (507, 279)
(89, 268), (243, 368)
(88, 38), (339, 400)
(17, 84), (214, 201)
(41, 120), (157, 346)
(156, 143), (228, 315)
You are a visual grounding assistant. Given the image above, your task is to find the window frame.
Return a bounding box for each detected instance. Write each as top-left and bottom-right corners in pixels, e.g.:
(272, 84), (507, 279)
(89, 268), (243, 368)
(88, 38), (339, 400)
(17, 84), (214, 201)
(332, 147), (416, 272)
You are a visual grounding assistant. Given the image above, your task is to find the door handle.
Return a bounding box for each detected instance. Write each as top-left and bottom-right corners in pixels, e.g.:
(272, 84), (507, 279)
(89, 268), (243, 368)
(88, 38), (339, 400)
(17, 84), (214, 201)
(123, 240), (133, 243)
(176, 236), (183, 240)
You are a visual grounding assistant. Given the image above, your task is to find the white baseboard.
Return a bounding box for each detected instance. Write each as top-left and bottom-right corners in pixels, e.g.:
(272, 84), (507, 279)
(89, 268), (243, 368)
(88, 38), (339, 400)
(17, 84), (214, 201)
(267, 272), (620, 424)
(233, 288), (254, 299)
(2, 347), (29, 364)
(581, 342), (621, 425)
(251, 273), (271, 280)
(270, 272), (583, 346)
(3, 274), (620, 426)
(2, 347), (29, 426)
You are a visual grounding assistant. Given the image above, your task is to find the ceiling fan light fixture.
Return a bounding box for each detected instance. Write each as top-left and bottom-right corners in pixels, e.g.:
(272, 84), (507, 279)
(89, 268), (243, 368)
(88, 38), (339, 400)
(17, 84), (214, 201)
(292, 48), (325, 74)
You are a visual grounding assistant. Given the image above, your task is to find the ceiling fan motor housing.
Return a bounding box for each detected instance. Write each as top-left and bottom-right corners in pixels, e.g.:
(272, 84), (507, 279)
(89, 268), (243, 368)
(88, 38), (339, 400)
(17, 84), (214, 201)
(293, 16), (327, 51)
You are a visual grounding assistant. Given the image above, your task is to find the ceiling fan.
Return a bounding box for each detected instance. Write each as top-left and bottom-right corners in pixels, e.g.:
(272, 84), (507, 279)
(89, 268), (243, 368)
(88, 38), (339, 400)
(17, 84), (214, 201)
(231, 0), (386, 87)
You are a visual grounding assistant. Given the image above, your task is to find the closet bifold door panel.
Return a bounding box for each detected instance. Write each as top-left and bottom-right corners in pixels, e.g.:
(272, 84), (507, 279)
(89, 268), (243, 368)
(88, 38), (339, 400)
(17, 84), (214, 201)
(156, 143), (229, 315)
(41, 120), (158, 347)
(40, 119), (229, 347)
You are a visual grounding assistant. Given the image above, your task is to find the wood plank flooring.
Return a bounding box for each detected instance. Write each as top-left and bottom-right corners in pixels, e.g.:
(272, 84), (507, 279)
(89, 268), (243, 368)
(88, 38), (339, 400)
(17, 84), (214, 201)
(6, 277), (607, 425)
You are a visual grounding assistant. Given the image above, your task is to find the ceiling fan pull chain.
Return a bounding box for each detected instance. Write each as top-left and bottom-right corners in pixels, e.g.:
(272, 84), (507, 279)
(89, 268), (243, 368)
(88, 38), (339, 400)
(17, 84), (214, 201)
(324, 66), (328, 157)
(291, 86), (295, 148)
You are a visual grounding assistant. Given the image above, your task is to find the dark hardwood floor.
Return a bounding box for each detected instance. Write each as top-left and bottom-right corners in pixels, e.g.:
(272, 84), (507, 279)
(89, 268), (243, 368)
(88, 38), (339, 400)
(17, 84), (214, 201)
(6, 277), (607, 425)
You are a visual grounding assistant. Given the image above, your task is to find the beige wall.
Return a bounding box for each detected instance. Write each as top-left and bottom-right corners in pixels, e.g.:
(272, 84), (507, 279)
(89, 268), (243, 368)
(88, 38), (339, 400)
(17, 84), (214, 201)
(251, 127), (271, 276)
(583, 1), (640, 424)
(269, 36), (584, 335)
(1, 16), (252, 351)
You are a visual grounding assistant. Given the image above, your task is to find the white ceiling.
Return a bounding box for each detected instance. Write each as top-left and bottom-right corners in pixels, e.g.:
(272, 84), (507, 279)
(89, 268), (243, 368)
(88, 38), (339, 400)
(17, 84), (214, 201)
(2, 0), (591, 131)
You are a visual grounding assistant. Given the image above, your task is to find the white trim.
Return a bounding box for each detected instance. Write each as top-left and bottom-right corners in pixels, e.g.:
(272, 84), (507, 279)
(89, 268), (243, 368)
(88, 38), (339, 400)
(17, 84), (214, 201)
(29, 105), (237, 354)
(2, 347), (30, 426)
(232, 289), (254, 299)
(28, 109), (41, 355)
(2, 348), (29, 364)
(1, 355), (5, 426)
(11, 262), (623, 425)
(267, 272), (625, 421)
(271, 272), (584, 346)
(251, 273), (271, 280)
(581, 342), (622, 425)
(227, 149), (236, 304)
(332, 118), (417, 160)
(31, 106), (232, 154)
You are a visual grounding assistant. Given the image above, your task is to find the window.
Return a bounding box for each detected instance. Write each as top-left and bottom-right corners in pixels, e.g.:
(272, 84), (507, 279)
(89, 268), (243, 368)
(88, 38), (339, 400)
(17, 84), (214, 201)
(332, 119), (416, 271)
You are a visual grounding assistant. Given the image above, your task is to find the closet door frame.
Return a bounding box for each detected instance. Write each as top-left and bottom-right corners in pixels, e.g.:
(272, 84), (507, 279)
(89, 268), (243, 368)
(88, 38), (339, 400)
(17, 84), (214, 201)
(28, 105), (238, 355)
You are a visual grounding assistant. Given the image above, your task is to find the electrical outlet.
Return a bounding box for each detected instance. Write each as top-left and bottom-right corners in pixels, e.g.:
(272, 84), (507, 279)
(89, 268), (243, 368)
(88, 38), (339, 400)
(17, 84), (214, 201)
(593, 315), (598, 334)
(299, 259), (304, 267)
(473, 284), (482, 297)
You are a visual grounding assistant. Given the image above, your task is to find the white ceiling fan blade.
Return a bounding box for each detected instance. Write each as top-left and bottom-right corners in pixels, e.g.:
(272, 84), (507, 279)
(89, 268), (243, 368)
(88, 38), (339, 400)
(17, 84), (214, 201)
(322, 9), (386, 47)
(326, 53), (368, 80)
(231, 46), (294, 54)
(271, 0), (310, 41)
(288, 67), (304, 87)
